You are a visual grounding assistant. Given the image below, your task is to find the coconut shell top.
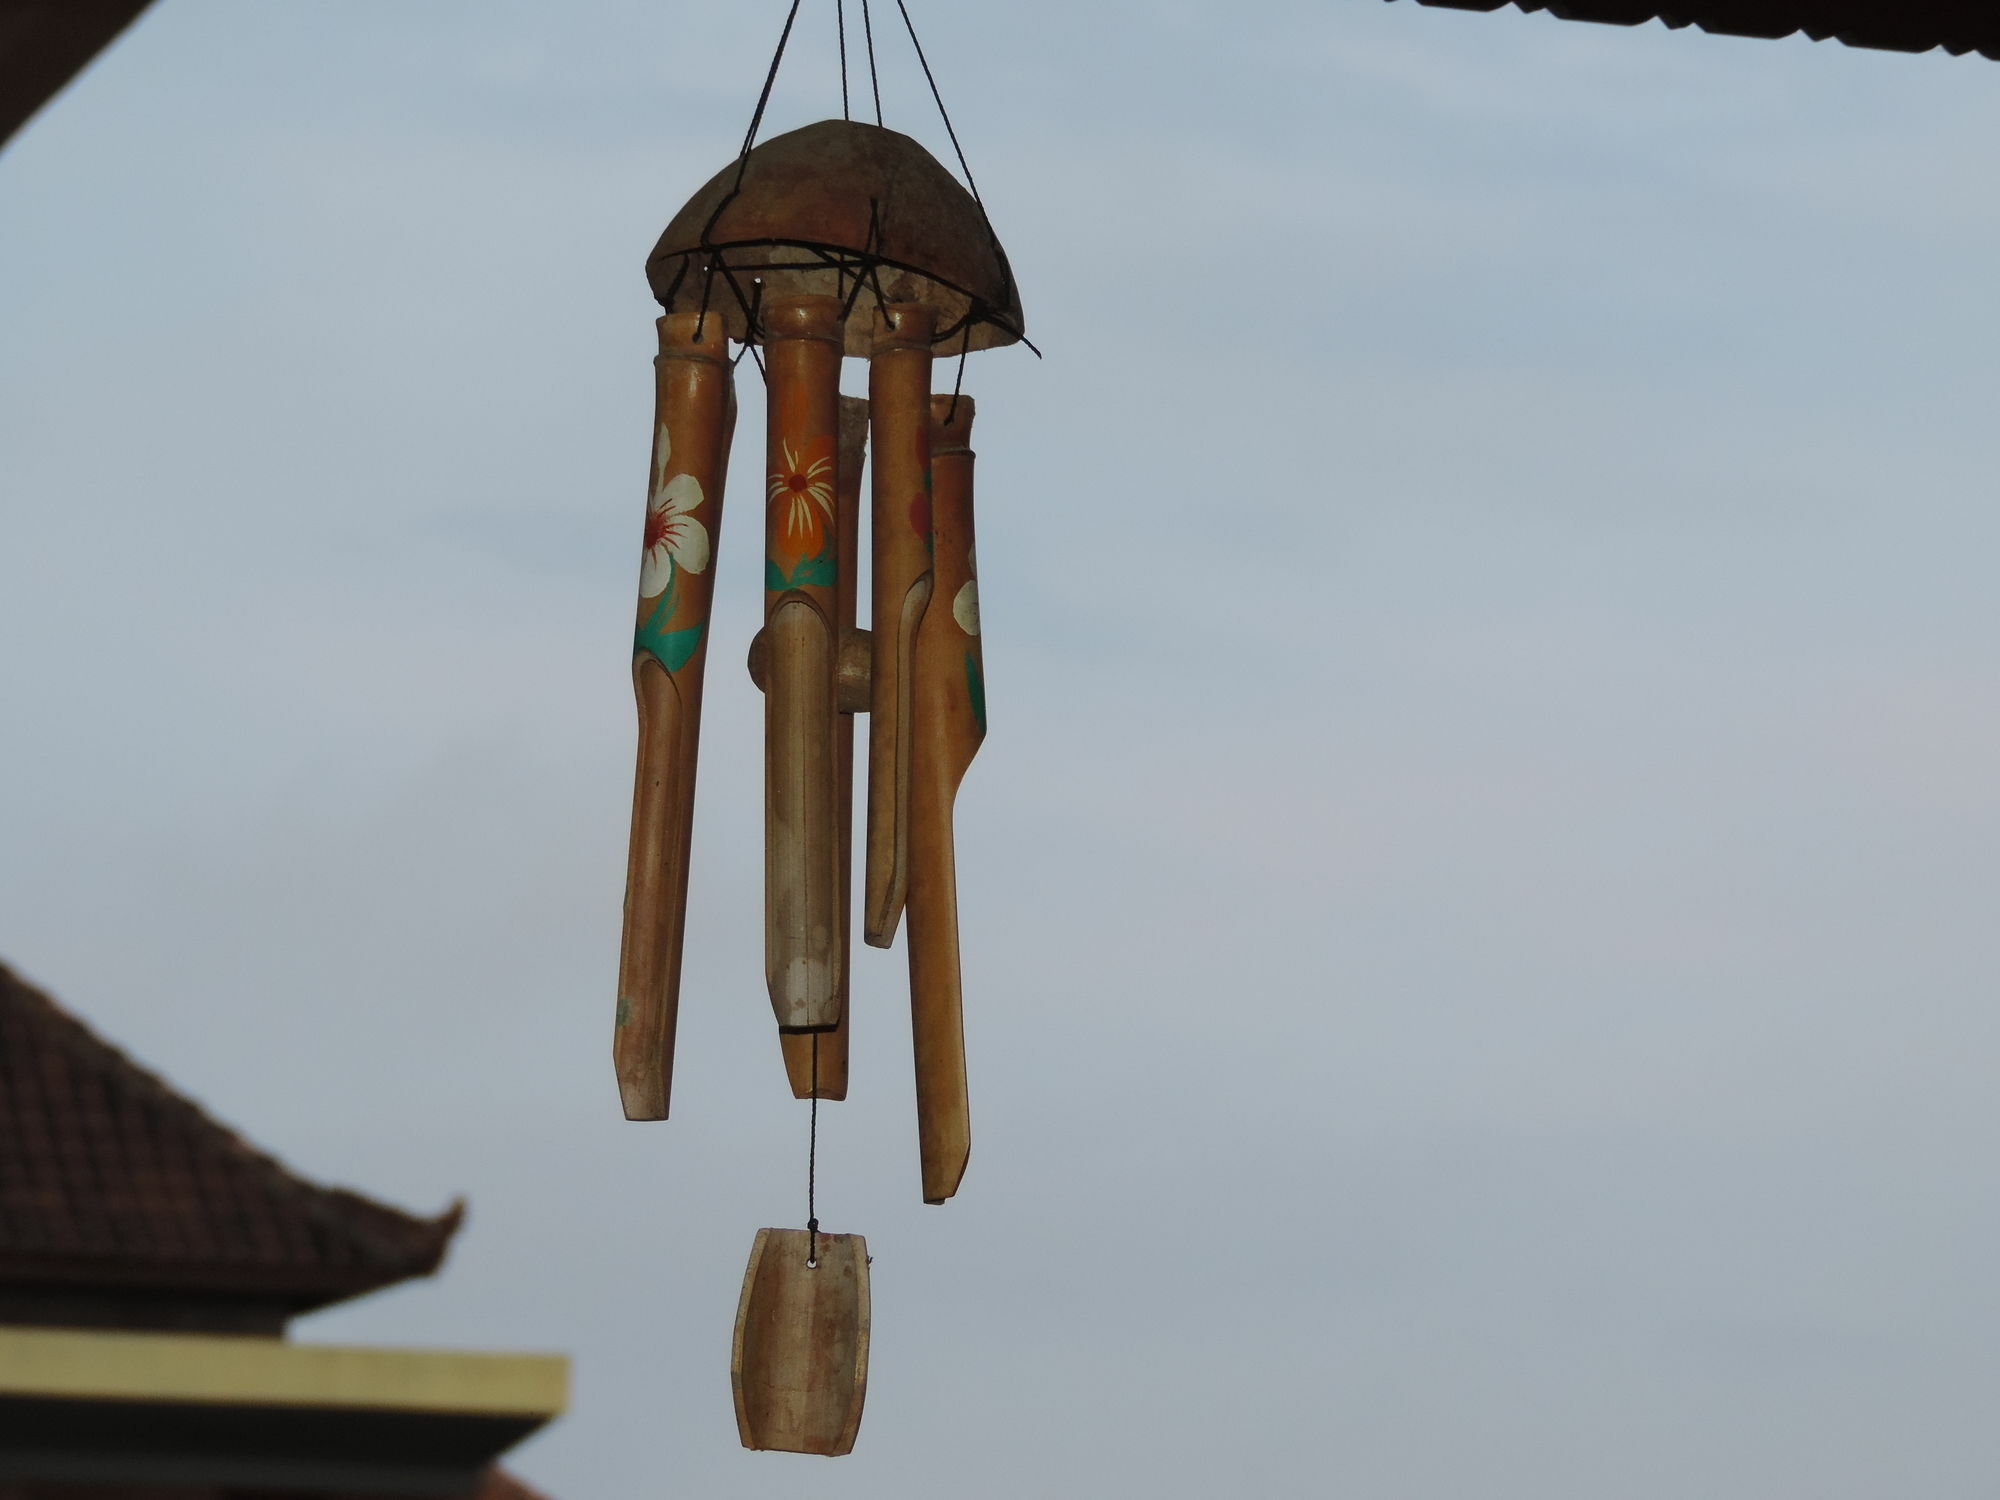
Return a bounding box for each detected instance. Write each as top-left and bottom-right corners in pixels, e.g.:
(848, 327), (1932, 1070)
(646, 120), (1024, 357)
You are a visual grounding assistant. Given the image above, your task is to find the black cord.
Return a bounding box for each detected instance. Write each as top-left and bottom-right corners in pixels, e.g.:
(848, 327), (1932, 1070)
(894, 0), (983, 205)
(736, 0), (803, 179)
(838, 200), (884, 325)
(806, 1034), (820, 1267)
(837, 0), (850, 121)
(947, 318), (970, 424)
(693, 261), (716, 342)
(861, 0), (883, 126)
(889, 1), (1041, 357)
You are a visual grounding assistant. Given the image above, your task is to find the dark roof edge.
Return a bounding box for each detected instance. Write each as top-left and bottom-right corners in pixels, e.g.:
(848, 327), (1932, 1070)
(0, 0), (158, 152)
(0, 1245), (454, 1311)
(1395, 0), (2000, 62)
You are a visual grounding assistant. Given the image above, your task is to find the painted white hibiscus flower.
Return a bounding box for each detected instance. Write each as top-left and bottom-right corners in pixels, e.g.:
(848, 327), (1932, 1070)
(640, 422), (710, 598)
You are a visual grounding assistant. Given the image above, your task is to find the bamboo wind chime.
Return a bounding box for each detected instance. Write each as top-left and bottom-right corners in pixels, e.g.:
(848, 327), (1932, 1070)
(608, 3), (1028, 1459)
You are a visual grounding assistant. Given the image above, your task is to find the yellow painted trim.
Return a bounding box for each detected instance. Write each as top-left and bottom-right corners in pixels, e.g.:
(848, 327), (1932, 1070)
(0, 1326), (568, 1418)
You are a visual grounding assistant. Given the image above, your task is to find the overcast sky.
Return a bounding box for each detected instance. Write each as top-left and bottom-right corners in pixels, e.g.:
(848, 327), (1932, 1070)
(8, 2), (2000, 1495)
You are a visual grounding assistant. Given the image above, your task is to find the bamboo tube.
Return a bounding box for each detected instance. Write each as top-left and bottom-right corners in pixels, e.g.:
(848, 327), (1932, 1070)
(905, 395), (983, 1202)
(862, 304), (937, 948)
(781, 396), (867, 1098)
(614, 312), (734, 1120)
(764, 295), (847, 1033)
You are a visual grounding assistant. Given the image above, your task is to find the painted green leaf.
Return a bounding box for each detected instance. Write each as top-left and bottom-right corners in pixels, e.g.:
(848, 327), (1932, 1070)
(964, 651), (987, 739)
(636, 620), (705, 674)
(789, 547), (837, 587)
(767, 546), (837, 590)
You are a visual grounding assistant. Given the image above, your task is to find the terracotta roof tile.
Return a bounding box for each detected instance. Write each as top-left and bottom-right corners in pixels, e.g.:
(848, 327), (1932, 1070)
(0, 962), (460, 1313)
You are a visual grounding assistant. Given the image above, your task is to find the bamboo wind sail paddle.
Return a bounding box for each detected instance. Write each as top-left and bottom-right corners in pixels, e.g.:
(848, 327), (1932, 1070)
(905, 396), (985, 1203)
(614, 312), (733, 1121)
(732, 1228), (870, 1457)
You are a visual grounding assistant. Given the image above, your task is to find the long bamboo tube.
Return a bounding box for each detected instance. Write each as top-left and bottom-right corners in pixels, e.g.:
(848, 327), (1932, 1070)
(614, 312), (734, 1120)
(862, 304), (937, 947)
(781, 395), (867, 1098)
(764, 295), (847, 1033)
(905, 395), (983, 1202)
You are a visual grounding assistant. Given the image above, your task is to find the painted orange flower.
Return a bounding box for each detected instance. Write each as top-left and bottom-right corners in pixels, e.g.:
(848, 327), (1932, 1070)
(768, 438), (835, 556)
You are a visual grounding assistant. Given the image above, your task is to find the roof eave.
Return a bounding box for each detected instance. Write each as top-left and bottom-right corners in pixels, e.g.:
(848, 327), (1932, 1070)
(0, 0), (157, 151)
(1395, 0), (2000, 62)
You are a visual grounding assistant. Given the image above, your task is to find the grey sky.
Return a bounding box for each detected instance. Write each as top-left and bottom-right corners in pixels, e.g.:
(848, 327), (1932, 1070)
(7, 2), (2000, 1495)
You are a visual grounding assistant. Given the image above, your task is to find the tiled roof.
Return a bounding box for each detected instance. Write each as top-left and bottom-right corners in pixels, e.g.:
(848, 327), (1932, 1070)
(1395, 0), (2000, 62)
(0, 962), (459, 1312)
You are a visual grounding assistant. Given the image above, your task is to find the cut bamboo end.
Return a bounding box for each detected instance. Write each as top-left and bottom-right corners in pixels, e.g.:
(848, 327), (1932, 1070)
(919, 1111), (970, 1206)
(869, 301), (938, 357)
(614, 1072), (669, 1124)
(907, 817), (970, 1201)
(657, 309), (730, 363)
(761, 293), (847, 345)
(781, 1030), (848, 1100)
(931, 392), (975, 453)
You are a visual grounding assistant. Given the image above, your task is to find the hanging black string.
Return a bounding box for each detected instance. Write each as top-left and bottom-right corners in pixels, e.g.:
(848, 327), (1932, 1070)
(806, 1034), (821, 1268)
(894, 0), (982, 206)
(836, 0), (850, 121)
(693, 260), (716, 343)
(734, 0), (803, 189)
(947, 317), (971, 424)
(732, 278), (768, 379)
(861, 0), (884, 126)
(890, 0), (1041, 358)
